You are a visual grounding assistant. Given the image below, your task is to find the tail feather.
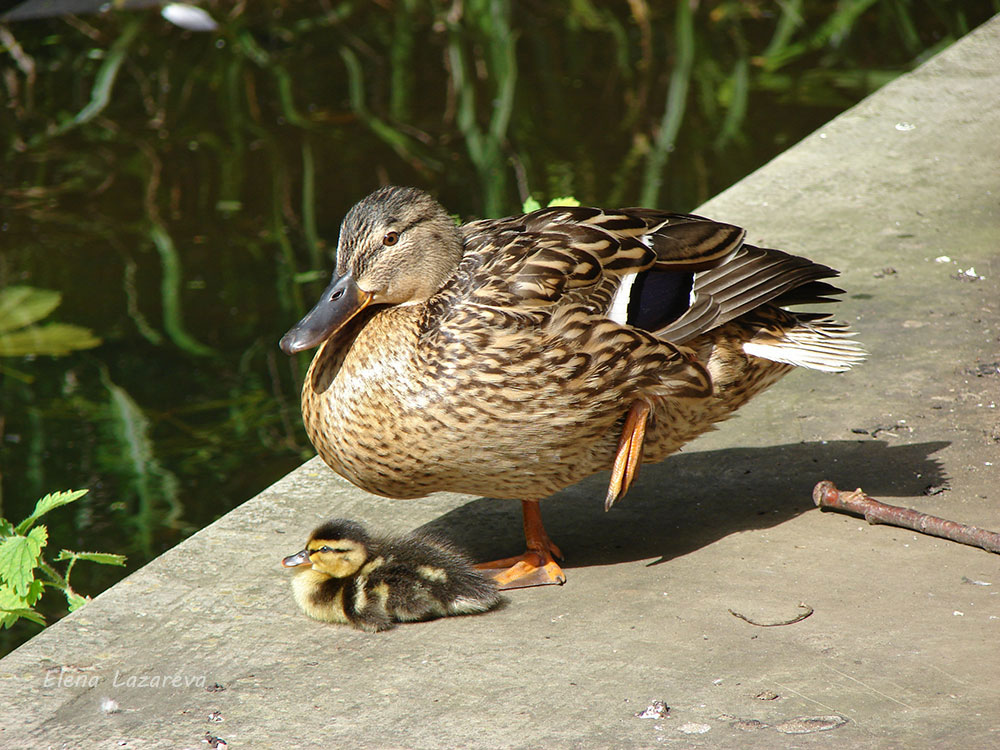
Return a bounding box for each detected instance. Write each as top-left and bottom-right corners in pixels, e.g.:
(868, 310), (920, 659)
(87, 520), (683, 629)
(742, 319), (865, 373)
(657, 244), (843, 345)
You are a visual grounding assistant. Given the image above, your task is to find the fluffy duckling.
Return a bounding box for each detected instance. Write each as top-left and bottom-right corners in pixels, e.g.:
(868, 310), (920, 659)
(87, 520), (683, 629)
(281, 519), (502, 632)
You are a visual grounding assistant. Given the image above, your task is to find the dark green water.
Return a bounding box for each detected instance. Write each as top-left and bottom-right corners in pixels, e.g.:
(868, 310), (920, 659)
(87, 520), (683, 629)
(1, 1), (995, 653)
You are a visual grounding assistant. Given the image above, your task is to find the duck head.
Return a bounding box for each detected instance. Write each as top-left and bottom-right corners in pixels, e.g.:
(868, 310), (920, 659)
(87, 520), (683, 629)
(279, 186), (463, 354)
(281, 518), (373, 578)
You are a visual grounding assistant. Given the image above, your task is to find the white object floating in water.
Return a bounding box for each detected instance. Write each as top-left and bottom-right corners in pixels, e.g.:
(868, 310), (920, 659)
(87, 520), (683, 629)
(162, 3), (219, 32)
(895, 121), (916, 131)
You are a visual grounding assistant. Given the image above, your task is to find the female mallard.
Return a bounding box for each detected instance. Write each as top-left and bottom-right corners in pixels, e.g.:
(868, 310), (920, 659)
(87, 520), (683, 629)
(282, 518), (501, 631)
(280, 186), (863, 589)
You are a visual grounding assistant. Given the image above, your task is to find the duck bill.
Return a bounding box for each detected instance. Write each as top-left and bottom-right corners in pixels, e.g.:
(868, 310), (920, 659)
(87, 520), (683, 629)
(282, 549), (313, 568)
(279, 273), (373, 355)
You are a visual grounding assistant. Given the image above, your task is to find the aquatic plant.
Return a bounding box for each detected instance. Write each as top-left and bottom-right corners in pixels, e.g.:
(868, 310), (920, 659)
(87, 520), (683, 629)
(0, 286), (101, 360)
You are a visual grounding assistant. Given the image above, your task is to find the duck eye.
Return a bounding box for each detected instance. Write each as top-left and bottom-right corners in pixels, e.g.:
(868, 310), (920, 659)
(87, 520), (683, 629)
(382, 231), (399, 246)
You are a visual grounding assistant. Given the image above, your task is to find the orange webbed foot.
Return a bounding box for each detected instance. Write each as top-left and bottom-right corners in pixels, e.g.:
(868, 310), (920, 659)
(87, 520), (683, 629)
(476, 500), (566, 589)
(476, 548), (565, 589)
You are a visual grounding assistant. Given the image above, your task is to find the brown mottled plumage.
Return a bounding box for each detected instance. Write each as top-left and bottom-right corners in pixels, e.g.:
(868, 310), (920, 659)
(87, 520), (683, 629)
(280, 186), (863, 588)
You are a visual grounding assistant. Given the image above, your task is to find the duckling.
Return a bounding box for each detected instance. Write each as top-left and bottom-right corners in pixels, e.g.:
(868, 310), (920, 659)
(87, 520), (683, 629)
(281, 518), (502, 631)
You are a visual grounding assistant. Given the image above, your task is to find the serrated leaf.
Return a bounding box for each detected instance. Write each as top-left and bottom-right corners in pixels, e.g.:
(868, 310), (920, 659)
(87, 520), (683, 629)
(0, 607), (47, 627)
(16, 490), (88, 534)
(0, 582), (27, 609)
(66, 591), (89, 612)
(28, 525), (48, 548)
(0, 286), (61, 333)
(0, 576), (47, 627)
(0, 530), (46, 596)
(0, 578), (46, 627)
(24, 578), (45, 606)
(31, 489), (88, 519)
(0, 322), (102, 357)
(57, 550), (126, 567)
(522, 197), (541, 213)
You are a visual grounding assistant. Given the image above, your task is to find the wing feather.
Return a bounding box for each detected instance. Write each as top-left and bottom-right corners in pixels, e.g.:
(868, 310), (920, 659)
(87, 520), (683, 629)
(435, 207), (854, 377)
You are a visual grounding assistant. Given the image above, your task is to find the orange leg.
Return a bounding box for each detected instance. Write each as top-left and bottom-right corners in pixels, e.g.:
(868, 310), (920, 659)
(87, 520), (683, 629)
(476, 500), (566, 589)
(604, 400), (651, 511)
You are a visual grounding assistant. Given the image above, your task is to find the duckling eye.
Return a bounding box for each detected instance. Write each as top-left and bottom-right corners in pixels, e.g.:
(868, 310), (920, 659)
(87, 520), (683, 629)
(382, 231), (399, 246)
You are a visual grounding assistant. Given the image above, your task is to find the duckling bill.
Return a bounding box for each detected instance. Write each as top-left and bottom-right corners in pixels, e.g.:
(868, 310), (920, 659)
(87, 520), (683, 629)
(282, 519), (502, 632)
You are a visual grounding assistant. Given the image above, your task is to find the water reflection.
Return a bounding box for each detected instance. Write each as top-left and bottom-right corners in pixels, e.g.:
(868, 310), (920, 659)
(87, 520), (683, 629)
(0, 1), (991, 652)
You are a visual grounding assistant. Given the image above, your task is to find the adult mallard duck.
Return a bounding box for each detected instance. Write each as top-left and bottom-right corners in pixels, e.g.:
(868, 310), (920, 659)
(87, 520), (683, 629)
(280, 186), (863, 589)
(282, 518), (501, 631)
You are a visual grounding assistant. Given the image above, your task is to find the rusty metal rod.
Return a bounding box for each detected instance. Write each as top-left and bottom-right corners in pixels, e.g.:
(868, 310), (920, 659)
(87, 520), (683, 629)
(813, 481), (1000, 554)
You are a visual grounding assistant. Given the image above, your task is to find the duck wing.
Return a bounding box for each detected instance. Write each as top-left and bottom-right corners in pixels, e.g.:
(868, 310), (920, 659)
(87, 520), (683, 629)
(443, 204), (844, 335)
(419, 206), (741, 400)
(424, 205), (853, 397)
(447, 206), (745, 325)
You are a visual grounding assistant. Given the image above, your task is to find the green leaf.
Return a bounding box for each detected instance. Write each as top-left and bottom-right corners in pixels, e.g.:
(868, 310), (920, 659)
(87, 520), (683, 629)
(24, 578), (45, 606)
(66, 591), (89, 612)
(56, 550), (126, 567)
(30, 490), (88, 520)
(29, 526), (49, 548)
(292, 270), (327, 284)
(0, 322), (102, 357)
(0, 579), (46, 628)
(0, 518), (13, 538)
(523, 196), (581, 213)
(0, 286), (61, 333)
(0, 607), (47, 628)
(0, 527), (47, 596)
(546, 196), (581, 207)
(16, 490), (88, 535)
(0, 361), (36, 384)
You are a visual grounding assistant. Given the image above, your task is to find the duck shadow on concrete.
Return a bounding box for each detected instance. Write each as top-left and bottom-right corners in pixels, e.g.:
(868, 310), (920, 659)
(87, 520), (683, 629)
(418, 439), (949, 571)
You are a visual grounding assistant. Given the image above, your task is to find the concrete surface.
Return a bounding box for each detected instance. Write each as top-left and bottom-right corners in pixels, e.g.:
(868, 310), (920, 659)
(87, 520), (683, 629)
(2, 16), (999, 750)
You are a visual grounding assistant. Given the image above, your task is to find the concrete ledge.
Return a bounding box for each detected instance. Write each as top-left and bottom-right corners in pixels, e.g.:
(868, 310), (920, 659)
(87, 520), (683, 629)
(2, 16), (999, 749)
